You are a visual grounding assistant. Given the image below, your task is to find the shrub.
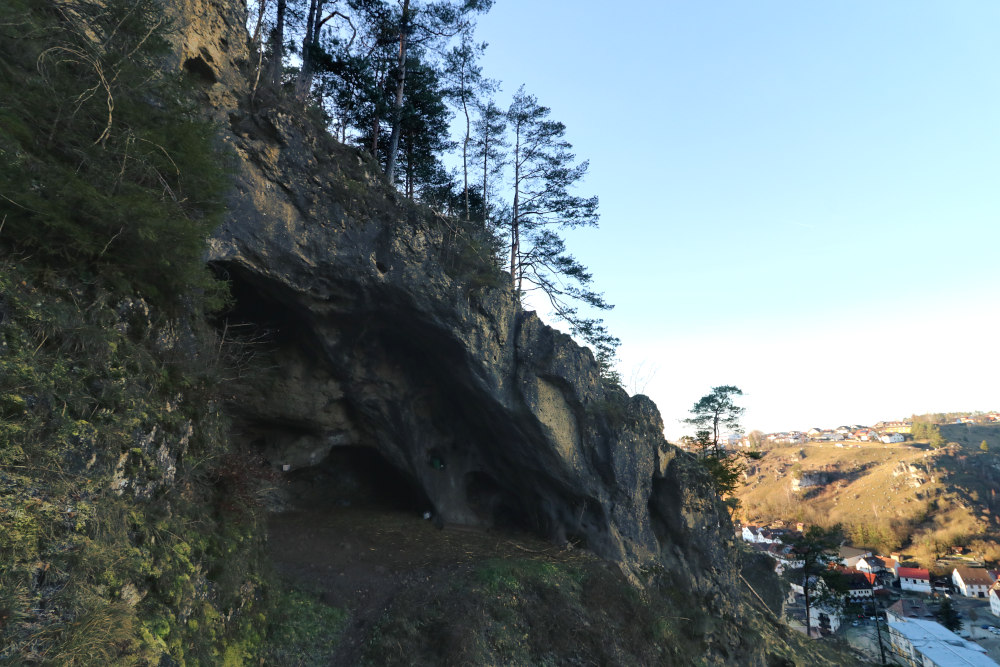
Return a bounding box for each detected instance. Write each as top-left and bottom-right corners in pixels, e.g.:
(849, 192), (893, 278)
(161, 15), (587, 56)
(0, 0), (228, 313)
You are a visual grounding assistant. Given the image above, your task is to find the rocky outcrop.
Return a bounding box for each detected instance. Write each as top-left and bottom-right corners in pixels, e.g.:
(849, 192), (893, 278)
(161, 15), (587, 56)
(171, 0), (738, 603)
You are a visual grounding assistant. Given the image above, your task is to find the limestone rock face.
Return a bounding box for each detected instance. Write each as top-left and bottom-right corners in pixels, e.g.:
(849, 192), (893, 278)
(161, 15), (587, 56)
(157, 0), (250, 118)
(176, 0), (738, 601)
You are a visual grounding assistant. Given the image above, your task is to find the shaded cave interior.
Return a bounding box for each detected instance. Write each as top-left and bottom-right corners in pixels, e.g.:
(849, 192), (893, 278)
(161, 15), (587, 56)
(209, 261), (540, 535)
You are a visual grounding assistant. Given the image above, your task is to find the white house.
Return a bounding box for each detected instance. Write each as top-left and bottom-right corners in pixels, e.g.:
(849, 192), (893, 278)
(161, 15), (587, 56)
(839, 545), (872, 569)
(807, 603), (842, 635)
(887, 618), (996, 667)
(857, 556), (885, 574)
(757, 543), (804, 575)
(990, 586), (1000, 618)
(880, 433), (905, 444)
(898, 567), (932, 593)
(742, 525), (783, 544)
(838, 569), (879, 598)
(954, 567), (994, 598)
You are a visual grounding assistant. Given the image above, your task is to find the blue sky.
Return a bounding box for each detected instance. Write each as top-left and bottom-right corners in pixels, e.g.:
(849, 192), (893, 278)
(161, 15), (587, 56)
(469, 1), (1000, 439)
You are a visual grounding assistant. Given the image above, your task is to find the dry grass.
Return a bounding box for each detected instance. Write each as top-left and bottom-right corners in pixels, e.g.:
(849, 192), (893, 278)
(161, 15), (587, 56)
(737, 426), (1000, 567)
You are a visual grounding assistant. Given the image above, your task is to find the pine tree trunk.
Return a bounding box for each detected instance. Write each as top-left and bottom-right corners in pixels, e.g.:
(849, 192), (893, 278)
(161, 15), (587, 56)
(295, 0), (322, 99)
(268, 0), (287, 88)
(510, 125), (520, 286)
(384, 0), (410, 186)
(481, 133), (488, 222)
(461, 70), (470, 221)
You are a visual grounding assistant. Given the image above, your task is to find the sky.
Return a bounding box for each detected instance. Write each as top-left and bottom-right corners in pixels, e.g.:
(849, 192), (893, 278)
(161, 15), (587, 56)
(468, 1), (1000, 440)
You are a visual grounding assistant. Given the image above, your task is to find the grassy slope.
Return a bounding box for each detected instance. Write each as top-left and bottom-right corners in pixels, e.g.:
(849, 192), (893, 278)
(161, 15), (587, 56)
(0, 3), (882, 663)
(263, 492), (867, 667)
(0, 1), (268, 663)
(737, 425), (1000, 566)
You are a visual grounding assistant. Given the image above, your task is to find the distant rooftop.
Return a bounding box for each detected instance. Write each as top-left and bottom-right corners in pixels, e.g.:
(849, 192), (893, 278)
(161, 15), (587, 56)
(838, 545), (871, 559)
(888, 618), (996, 666)
(955, 567), (994, 587)
(886, 598), (931, 619)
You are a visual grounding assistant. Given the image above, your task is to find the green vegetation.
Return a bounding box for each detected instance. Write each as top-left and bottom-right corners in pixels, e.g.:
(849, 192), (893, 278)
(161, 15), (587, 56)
(357, 556), (856, 666)
(913, 421), (947, 448)
(252, 0), (622, 378)
(0, 0), (228, 312)
(782, 526), (843, 628)
(262, 586), (348, 665)
(0, 1), (274, 663)
(684, 385), (760, 514)
(935, 596), (961, 632)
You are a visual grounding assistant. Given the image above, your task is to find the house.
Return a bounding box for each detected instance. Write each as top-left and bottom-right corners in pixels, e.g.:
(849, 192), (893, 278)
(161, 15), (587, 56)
(898, 567), (932, 593)
(990, 585), (1000, 618)
(887, 617), (996, 667)
(741, 525), (760, 543)
(839, 545), (873, 569)
(857, 556), (901, 586)
(881, 557), (901, 580)
(880, 433), (905, 444)
(755, 542), (804, 575)
(834, 568), (880, 598)
(875, 420), (913, 434)
(856, 556), (885, 574)
(742, 525), (785, 545)
(954, 567), (994, 598)
(857, 555), (901, 579)
(806, 603), (842, 636)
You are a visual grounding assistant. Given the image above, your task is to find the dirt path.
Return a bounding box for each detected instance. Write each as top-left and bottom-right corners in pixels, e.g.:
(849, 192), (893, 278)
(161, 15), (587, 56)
(266, 495), (585, 665)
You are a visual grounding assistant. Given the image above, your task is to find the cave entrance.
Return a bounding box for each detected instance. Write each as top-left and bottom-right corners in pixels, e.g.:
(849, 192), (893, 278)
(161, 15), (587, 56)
(282, 446), (432, 515)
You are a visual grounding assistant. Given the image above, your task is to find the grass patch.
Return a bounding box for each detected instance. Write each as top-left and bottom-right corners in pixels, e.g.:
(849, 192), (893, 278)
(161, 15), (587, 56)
(261, 586), (348, 666)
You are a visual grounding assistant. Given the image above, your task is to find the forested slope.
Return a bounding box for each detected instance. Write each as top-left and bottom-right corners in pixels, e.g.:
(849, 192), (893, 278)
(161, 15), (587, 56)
(1, 1), (871, 664)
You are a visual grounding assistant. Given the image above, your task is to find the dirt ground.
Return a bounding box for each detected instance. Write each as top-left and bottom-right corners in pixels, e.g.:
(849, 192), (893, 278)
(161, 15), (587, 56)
(265, 463), (591, 665)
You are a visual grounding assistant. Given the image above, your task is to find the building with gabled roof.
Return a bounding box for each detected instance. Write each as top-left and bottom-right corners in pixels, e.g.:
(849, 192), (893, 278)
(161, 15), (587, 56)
(990, 584), (1000, 618)
(899, 567), (931, 593)
(886, 598), (932, 623)
(953, 567), (994, 598)
(838, 545), (872, 568)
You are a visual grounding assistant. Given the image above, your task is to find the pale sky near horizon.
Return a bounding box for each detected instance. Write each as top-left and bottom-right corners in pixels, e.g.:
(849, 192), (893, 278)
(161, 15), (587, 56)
(469, 1), (1000, 440)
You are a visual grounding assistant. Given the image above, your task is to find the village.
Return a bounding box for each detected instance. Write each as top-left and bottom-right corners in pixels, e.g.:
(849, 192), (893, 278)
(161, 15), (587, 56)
(739, 520), (1000, 666)
(720, 412), (1000, 450)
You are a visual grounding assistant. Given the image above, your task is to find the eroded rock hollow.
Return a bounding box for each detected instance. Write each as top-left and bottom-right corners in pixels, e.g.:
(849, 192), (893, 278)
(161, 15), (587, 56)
(166, 0), (739, 602)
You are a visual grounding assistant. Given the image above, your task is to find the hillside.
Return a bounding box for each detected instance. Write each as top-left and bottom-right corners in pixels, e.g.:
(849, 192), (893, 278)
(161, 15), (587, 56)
(737, 424), (1000, 565)
(0, 0), (873, 664)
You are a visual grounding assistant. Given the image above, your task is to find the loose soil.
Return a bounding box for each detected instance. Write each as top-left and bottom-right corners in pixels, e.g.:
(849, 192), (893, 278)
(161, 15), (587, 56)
(266, 461), (594, 666)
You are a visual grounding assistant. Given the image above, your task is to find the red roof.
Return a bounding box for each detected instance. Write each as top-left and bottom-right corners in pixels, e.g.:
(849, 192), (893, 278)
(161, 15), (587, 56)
(898, 567), (930, 580)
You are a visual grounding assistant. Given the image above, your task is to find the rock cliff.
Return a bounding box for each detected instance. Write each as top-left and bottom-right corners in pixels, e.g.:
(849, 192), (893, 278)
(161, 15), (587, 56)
(162, 0), (741, 597)
(0, 1), (864, 663)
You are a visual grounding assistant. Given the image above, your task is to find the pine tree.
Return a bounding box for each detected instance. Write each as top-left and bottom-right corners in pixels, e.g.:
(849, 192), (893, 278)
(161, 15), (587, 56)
(504, 87), (618, 370)
(936, 596), (962, 632)
(471, 98), (507, 224)
(382, 0), (493, 186)
(441, 36), (496, 220)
